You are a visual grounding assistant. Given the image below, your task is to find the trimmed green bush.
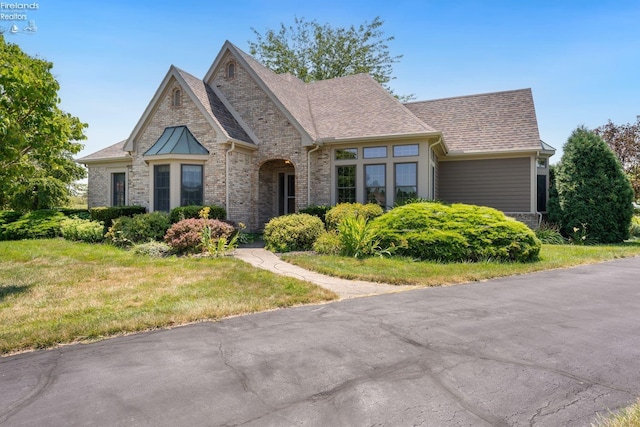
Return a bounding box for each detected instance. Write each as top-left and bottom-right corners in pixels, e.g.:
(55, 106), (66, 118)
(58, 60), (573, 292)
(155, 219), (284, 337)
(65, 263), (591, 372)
(372, 202), (541, 262)
(325, 203), (384, 230)
(313, 231), (342, 255)
(164, 218), (235, 254)
(169, 205), (226, 223)
(0, 210), (66, 240)
(299, 205), (331, 225)
(0, 210), (21, 227)
(90, 206), (147, 230)
(263, 213), (324, 252)
(549, 126), (634, 243)
(58, 208), (91, 220)
(60, 217), (105, 243)
(105, 212), (170, 247)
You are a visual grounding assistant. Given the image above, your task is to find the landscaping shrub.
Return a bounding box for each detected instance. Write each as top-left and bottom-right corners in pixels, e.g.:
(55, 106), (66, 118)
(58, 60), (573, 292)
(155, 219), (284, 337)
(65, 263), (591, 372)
(90, 206), (147, 230)
(325, 203), (384, 230)
(549, 126), (634, 243)
(313, 230), (342, 255)
(337, 215), (387, 258)
(263, 213), (324, 252)
(629, 216), (640, 239)
(0, 210), (21, 228)
(132, 241), (172, 257)
(58, 208), (91, 220)
(60, 217), (105, 243)
(105, 212), (170, 247)
(299, 205), (331, 225)
(535, 222), (566, 245)
(164, 218), (235, 254)
(372, 202), (541, 262)
(0, 209), (66, 240)
(169, 205), (226, 223)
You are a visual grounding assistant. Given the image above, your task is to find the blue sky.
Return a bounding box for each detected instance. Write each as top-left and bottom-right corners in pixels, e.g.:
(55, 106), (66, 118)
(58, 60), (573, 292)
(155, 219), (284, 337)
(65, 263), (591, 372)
(4, 0), (639, 162)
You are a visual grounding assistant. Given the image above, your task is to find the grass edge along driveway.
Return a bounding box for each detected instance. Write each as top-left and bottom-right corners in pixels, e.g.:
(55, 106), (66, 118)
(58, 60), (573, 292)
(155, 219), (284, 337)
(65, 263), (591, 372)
(2, 239), (640, 356)
(282, 243), (640, 287)
(0, 239), (336, 356)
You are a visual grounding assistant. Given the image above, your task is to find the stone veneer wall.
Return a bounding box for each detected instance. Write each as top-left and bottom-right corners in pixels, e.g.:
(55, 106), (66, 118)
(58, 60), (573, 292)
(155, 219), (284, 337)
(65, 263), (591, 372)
(129, 78), (226, 212)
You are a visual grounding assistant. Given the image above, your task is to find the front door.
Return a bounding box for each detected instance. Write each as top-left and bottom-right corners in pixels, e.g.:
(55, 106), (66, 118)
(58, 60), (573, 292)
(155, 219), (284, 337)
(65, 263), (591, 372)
(278, 172), (295, 215)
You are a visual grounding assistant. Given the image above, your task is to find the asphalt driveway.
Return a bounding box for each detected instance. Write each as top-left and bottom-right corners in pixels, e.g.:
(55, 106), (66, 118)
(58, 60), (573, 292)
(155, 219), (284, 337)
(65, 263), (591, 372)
(1, 257), (639, 426)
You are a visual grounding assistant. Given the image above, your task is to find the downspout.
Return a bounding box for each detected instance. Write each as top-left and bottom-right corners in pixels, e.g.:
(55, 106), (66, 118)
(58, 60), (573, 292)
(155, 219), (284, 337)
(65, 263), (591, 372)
(429, 137), (443, 199)
(225, 141), (236, 218)
(307, 142), (320, 206)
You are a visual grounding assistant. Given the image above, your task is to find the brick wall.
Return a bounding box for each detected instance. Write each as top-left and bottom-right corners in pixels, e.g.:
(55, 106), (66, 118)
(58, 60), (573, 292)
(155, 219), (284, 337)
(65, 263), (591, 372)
(129, 78), (225, 211)
(211, 52), (311, 229)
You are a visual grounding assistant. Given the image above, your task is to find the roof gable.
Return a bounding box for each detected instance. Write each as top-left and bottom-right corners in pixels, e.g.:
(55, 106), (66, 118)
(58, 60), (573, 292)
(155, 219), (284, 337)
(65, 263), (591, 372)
(204, 41), (438, 145)
(204, 41), (316, 145)
(124, 65), (255, 153)
(405, 89), (542, 154)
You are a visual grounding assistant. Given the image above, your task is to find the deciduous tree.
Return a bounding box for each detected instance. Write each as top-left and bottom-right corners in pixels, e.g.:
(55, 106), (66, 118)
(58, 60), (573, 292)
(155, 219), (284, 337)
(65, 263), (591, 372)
(0, 35), (87, 211)
(249, 17), (413, 100)
(594, 118), (640, 200)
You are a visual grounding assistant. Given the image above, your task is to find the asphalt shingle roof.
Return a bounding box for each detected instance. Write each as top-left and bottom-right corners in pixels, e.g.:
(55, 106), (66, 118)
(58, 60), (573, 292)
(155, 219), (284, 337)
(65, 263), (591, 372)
(233, 44), (435, 141)
(404, 89), (541, 153)
(77, 140), (128, 162)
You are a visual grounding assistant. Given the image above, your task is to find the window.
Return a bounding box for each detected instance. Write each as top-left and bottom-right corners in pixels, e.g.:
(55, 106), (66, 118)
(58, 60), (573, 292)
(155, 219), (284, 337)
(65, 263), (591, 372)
(393, 144), (419, 157)
(395, 163), (417, 205)
(226, 62), (235, 79)
(537, 158), (547, 168)
(363, 146), (387, 159)
(154, 164), (170, 212)
(181, 165), (203, 206)
(172, 89), (182, 107)
(112, 172), (126, 206)
(537, 175), (547, 212)
(365, 164), (386, 207)
(337, 165), (356, 203)
(335, 148), (357, 160)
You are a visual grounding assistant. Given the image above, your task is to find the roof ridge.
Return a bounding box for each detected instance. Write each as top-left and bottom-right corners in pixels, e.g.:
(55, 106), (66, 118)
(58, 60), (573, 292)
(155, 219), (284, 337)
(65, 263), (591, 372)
(406, 88), (532, 105)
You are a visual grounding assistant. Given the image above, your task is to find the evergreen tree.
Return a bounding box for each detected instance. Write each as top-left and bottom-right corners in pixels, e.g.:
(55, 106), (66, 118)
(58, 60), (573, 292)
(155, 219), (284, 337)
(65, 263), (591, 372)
(550, 126), (634, 243)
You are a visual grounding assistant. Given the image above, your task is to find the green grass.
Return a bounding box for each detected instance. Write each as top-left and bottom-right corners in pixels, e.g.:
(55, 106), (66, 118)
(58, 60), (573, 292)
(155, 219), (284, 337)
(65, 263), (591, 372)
(0, 239), (337, 355)
(282, 243), (640, 286)
(593, 399), (640, 426)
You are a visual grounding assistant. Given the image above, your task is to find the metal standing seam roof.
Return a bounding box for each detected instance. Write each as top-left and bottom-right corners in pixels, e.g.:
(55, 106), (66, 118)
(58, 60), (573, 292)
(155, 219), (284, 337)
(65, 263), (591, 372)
(143, 126), (209, 156)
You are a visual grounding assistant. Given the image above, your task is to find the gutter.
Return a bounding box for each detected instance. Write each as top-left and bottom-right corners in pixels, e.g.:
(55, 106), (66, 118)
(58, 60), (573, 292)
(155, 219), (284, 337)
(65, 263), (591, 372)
(225, 141), (236, 217)
(307, 143), (321, 205)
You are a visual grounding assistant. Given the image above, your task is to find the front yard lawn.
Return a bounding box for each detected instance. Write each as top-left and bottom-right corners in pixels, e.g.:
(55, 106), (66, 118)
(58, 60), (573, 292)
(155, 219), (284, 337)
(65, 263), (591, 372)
(282, 243), (640, 286)
(0, 239), (337, 355)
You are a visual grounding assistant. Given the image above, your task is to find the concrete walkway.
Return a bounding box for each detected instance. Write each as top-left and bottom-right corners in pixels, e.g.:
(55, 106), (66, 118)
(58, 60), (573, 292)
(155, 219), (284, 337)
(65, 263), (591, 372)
(233, 247), (416, 299)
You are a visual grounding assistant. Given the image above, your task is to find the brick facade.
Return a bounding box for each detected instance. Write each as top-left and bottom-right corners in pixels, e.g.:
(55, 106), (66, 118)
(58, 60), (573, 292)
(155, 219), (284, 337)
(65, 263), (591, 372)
(80, 42), (550, 232)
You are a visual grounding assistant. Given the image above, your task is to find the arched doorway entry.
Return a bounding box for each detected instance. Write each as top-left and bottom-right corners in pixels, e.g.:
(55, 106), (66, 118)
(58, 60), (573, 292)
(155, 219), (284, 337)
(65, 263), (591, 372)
(258, 159), (296, 227)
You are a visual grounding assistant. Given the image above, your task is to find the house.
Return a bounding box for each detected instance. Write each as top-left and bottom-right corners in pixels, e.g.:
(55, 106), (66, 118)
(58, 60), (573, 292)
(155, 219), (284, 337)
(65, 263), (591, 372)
(79, 41), (555, 231)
